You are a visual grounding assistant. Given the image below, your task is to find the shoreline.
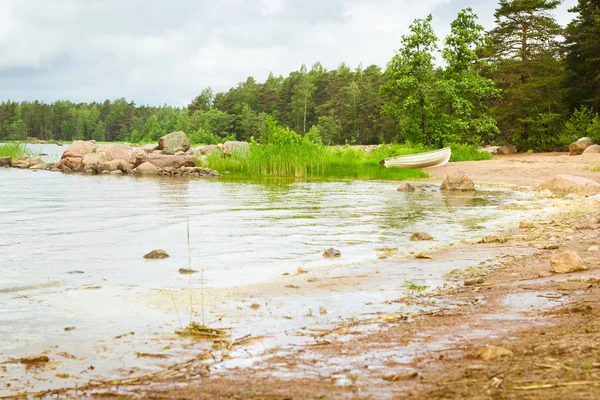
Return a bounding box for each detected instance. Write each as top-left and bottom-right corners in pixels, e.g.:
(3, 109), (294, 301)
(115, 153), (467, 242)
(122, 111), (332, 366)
(3, 154), (600, 399)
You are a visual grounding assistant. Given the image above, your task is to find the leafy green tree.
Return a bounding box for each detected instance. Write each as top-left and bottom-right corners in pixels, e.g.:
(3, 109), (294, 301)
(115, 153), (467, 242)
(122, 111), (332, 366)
(291, 65), (317, 134)
(381, 15), (439, 146)
(439, 8), (500, 146)
(564, 0), (600, 113)
(188, 88), (214, 115)
(485, 0), (565, 150)
(92, 121), (105, 141)
(316, 115), (341, 146)
(143, 115), (163, 141)
(129, 129), (143, 143)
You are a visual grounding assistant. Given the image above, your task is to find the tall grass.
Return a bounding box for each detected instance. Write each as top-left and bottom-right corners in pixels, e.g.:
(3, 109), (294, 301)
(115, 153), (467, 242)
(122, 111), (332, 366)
(0, 143), (34, 160)
(205, 139), (429, 181)
(449, 144), (492, 162)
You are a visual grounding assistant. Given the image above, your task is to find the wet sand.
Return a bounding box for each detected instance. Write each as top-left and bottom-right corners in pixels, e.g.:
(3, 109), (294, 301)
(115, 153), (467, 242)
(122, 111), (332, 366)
(3, 152), (600, 399)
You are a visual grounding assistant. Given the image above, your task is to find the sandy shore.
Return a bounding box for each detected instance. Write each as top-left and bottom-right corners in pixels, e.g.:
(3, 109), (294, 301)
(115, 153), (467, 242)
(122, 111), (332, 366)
(5, 152), (600, 399)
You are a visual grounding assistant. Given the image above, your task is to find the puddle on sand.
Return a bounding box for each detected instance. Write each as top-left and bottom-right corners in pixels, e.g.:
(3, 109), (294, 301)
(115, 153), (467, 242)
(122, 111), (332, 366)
(0, 158), (572, 395)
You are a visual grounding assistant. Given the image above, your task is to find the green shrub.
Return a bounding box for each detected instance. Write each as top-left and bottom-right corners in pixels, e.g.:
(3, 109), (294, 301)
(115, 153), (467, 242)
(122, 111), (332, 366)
(449, 143), (492, 161)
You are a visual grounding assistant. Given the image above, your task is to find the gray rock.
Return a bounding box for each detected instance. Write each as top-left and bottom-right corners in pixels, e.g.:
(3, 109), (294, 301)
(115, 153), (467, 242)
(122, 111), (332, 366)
(158, 131), (190, 153)
(223, 141), (249, 156)
(61, 140), (96, 159)
(397, 182), (415, 192)
(496, 144), (517, 155)
(135, 162), (159, 175)
(583, 144), (600, 154)
(410, 232), (434, 241)
(323, 248), (341, 258)
(440, 170), (475, 191)
(569, 137), (594, 156)
(137, 153), (196, 169)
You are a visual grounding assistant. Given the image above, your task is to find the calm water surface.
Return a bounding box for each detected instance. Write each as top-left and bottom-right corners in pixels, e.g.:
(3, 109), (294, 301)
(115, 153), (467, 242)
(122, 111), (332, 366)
(0, 144), (548, 392)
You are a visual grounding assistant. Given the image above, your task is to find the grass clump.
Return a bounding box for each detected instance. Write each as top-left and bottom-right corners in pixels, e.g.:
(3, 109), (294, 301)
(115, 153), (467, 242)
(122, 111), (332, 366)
(204, 119), (428, 180)
(449, 143), (492, 162)
(0, 143), (34, 160)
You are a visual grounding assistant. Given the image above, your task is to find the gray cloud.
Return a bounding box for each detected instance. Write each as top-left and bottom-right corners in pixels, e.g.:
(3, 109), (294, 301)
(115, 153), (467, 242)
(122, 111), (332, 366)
(0, 0), (579, 106)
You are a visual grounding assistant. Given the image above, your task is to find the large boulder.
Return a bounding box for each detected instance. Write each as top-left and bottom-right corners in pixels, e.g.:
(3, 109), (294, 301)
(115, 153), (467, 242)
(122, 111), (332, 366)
(583, 144), (600, 154)
(569, 137), (594, 156)
(12, 156), (31, 169)
(440, 170), (475, 191)
(135, 162), (159, 175)
(0, 156), (11, 167)
(56, 157), (83, 171)
(141, 144), (158, 153)
(550, 251), (587, 273)
(96, 144), (133, 161)
(29, 163), (47, 170)
(137, 153), (195, 169)
(98, 160), (122, 172)
(82, 153), (108, 171)
(223, 141), (249, 156)
(13, 156), (43, 169)
(127, 148), (148, 165)
(61, 140), (96, 159)
(193, 145), (220, 156)
(158, 131), (190, 153)
(496, 144), (517, 155)
(539, 174), (600, 197)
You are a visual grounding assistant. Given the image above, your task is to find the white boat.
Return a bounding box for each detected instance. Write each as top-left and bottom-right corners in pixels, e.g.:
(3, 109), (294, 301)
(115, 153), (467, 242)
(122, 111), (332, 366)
(379, 147), (451, 169)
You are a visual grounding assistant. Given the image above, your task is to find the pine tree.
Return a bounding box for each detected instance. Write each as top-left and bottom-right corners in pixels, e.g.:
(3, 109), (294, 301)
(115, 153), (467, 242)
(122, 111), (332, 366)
(564, 0), (600, 113)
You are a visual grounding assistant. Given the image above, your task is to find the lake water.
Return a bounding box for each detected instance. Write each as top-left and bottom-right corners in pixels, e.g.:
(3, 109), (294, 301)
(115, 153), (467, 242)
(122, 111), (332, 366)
(0, 144), (554, 393)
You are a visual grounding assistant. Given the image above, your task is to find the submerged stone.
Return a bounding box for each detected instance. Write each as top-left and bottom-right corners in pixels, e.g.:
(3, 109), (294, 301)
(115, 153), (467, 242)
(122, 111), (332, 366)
(143, 249), (169, 259)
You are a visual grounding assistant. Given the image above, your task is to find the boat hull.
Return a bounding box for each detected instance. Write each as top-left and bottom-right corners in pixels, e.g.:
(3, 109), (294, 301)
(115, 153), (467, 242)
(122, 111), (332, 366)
(381, 147), (451, 169)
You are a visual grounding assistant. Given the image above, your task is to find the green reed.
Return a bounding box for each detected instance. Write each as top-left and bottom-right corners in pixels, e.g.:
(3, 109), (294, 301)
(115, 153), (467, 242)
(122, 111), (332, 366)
(0, 143), (34, 160)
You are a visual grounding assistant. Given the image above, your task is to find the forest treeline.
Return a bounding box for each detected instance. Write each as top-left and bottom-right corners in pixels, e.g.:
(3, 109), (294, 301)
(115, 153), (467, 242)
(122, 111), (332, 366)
(1, 0), (599, 151)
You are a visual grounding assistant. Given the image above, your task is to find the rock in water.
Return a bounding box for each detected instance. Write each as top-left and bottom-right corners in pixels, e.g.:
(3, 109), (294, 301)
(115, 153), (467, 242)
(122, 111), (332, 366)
(323, 248), (341, 258)
(136, 153), (195, 169)
(410, 232), (434, 241)
(539, 174), (600, 197)
(569, 137), (594, 155)
(158, 131), (190, 153)
(134, 162), (159, 175)
(397, 182), (415, 192)
(496, 143), (517, 155)
(29, 163), (47, 170)
(61, 140), (96, 159)
(97, 144), (133, 161)
(583, 144), (600, 154)
(550, 251), (587, 273)
(178, 268), (198, 274)
(440, 170), (475, 191)
(476, 345), (513, 361)
(0, 156), (11, 167)
(144, 249), (169, 259)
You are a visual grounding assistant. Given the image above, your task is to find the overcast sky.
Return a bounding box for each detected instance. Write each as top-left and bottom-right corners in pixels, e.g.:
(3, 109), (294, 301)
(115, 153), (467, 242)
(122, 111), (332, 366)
(0, 0), (577, 106)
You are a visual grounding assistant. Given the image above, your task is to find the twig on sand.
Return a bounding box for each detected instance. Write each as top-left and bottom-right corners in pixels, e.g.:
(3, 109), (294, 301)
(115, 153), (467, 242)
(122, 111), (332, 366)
(512, 380), (600, 391)
(11, 351), (213, 398)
